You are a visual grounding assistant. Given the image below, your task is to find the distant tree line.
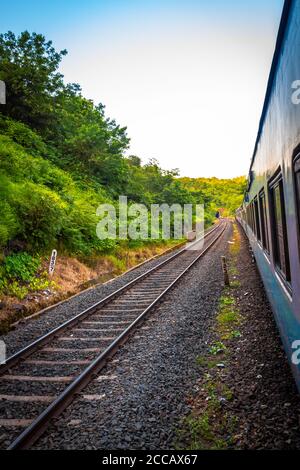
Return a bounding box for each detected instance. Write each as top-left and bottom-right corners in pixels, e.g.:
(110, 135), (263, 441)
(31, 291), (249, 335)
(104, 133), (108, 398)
(0, 31), (246, 257)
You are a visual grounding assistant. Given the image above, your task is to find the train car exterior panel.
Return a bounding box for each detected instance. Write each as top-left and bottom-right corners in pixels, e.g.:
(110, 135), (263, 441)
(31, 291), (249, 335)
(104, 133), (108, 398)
(237, 0), (300, 390)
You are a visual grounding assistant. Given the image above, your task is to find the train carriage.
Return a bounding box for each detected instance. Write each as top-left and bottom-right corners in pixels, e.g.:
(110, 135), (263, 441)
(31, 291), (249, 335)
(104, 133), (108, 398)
(236, 0), (300, 391)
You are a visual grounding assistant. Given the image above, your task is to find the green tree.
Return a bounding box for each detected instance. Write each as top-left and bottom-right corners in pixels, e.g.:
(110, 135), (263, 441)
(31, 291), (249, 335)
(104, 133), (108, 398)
(0, 31), (67, 132)
(46, 85), (130, 194)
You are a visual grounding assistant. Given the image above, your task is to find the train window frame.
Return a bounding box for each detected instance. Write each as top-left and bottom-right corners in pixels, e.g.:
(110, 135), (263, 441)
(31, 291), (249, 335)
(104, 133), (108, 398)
(253, 197), (261, 242)
(268, 171), (291, 285)
(248, 205), (251, 230)
(252, 202), (256, 235)
(250, 202), (255, 233)
(258, 189), (270, 254)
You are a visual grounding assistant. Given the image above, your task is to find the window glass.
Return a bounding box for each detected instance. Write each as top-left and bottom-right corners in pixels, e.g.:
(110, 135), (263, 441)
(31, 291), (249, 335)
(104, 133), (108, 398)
(295, 158), (300, 230)
(270, 177), (291, 281)
(259, 192), (269, 252)
(254, 198), (261, 241)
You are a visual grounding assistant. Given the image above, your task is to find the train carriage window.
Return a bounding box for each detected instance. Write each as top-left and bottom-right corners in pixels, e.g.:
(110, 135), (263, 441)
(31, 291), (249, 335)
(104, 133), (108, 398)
(269, 174), (291, 282)
(249, 203), (253, 232)
(253, 203), (256, 233)
(254, 198), (261, 241)
(294, 156), (300, 236)
(259, 191), (270, 253)
(250, 204), (254, 231)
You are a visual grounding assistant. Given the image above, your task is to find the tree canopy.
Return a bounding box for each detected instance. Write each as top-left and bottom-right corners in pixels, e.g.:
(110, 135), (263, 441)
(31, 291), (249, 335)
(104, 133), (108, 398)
(0, 31), (246, 256)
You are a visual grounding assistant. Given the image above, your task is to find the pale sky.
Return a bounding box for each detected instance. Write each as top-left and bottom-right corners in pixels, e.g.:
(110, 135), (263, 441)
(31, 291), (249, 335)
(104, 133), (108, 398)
(1, 0), (284, 177)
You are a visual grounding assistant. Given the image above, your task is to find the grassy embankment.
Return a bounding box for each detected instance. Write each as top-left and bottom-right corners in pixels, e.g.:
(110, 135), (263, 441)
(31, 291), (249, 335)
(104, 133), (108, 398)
(0, 238), (183, 333)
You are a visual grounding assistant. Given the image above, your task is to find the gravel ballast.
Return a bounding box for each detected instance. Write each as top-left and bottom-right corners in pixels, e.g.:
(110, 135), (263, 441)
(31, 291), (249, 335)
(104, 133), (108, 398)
(0, 242), (196, 357)
(30, 223), (232, 449)
(175, 222), (300, 450)
(2, 220), (300, 450)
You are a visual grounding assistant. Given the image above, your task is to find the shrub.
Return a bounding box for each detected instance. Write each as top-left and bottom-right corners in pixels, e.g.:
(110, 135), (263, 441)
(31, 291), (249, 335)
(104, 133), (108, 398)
(0, 116), (49, 157)
(10, 182), (67, 250)
(1, 252), (40, 282)
(0, 280), (28, 300)
(0, 134), (115, 254)
(0, 253), (57, 299)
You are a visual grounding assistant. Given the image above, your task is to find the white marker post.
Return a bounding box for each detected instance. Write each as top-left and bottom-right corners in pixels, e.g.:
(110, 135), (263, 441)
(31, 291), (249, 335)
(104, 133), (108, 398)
(0, 81), (6, 105)
(49, 249), (57, 277)
(0, 340), (6, 364)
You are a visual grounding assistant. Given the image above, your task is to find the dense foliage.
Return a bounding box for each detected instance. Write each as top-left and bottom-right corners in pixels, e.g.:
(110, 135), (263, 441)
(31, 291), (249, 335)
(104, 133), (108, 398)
(0, 31), (246, 261)
(180, 177), (247, 220)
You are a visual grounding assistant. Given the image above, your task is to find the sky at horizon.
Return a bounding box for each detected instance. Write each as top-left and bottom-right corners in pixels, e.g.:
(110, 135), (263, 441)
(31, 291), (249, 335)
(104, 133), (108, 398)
(0, 0), (284, 178)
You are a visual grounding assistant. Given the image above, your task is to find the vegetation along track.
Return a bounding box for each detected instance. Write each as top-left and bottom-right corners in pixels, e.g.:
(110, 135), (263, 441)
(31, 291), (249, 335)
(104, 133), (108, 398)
(0, 221), (227, 450)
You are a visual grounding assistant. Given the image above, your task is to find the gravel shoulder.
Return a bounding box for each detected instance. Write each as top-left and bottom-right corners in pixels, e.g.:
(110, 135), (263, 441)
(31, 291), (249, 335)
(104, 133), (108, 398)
(175, 222), (300, 450)
(229, 224), (300, 449)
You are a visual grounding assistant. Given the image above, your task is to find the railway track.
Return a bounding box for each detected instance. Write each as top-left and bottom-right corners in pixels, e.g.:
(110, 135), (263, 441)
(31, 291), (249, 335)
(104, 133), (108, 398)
(0, 221), (227, 450)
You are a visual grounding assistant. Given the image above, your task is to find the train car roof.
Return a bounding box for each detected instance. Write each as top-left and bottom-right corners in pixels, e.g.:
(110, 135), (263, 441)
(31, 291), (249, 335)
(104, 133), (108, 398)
(247, 0), (293, 191)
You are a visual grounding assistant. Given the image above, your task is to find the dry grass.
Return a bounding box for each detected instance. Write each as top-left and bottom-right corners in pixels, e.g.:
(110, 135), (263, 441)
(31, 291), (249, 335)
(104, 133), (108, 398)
(0, 239), (183, 332)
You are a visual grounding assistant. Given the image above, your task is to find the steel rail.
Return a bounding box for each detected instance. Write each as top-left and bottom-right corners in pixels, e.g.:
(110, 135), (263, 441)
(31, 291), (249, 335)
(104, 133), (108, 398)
(0, 223), (220, 375)
(7, 222), (227, 450)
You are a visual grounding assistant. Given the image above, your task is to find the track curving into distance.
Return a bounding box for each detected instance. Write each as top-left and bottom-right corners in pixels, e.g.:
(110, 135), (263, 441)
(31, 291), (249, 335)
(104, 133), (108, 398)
(0, 221), (227, 449)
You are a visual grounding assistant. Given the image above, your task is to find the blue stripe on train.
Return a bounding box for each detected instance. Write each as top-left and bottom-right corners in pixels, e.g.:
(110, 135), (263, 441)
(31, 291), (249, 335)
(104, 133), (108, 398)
(249, 237), (300, 392)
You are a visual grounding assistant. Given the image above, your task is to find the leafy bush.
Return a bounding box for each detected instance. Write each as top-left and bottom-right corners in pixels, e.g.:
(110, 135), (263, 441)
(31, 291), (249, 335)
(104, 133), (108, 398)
(0, 253), (57, 299)
(1, 252), (40, 282)
(0, 135), (72, 190)
(11, 182), (67, 249)
(0, 134), (113, 254)
(0, 280), (28, 300)
(0, 116), (49, 157)
(0, 200), (19, 247)
(28, 275), (54, 291)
